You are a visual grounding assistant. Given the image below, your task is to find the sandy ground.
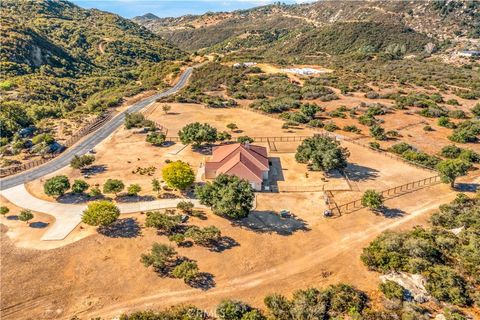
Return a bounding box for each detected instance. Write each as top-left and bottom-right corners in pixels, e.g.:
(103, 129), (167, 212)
(3, 69), (479, 319)
(0, 182), (460, 319)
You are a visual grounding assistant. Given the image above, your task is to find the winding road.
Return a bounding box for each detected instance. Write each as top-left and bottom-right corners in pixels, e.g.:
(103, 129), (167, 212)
(0, 67), (193, 240)
(0, 67), (192, 191)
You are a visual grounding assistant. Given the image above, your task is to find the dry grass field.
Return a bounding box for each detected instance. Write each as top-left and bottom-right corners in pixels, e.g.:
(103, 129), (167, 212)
(1, 182), (461, 319)
(2, 64), (479, 319)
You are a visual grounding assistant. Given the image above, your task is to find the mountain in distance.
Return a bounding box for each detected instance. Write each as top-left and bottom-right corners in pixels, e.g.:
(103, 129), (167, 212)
(133, 0), (480, 52)
(0, 0), (185, 138)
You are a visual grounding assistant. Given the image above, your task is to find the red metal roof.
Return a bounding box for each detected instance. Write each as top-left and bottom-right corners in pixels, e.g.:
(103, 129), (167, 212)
(205, 143), (268, 182)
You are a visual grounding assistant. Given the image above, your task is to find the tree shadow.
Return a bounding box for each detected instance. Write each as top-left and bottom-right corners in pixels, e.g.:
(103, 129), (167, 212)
(191, 210), (207, 220)
(233, 210), (310, 236)
(379, 207), (406, 219)
(454, 183), (479, 193)
(188, 272), (216, 291)
(57, 193), (98, 204)
(82, 164), (107, 176)
(116, 195), (156, 203)
(207, 236), (239, 252)
(97, 218), (142, 238)
(163, 141), (176, 147)
(6, 215), (18, 220)
(344, 163), (379, 182)
(29, 221), (49, 228)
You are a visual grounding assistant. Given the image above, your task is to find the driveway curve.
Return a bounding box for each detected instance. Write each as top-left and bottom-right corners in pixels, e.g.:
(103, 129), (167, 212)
(2, 184), (205, 240)
(0, 67), (192, 191)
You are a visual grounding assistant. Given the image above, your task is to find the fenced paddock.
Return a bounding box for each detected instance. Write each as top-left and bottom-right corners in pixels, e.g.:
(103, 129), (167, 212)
(330, 175), (441, 216)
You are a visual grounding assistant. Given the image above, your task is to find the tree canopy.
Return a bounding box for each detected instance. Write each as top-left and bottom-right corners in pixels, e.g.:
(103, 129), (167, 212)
(162, 160), (195, 190)
(178, 122), (218, 146)
(195, 174), (254, 219)
(437, 159), (471, 188)
(44, 175), (70, 197)
(295, 135), (350, 172)
(82, 200), (120, 226)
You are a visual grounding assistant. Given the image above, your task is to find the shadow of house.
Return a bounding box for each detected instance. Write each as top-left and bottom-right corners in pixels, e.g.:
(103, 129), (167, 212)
(266, 157), (285, 192)
(344, 163), (380, 182)
(234, 210), (310, 236)
(97, 218), (142, 238)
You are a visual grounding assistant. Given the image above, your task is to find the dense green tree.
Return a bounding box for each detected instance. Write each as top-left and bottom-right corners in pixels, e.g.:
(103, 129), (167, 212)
(19, 209), (34, 223)
(185, 226), (221, 246)
(171, 261), (199, 283)
(216, 299), (251, 320)
(426, 266), (469, 306)
(295, 135), (350, 172)
(178, 122), (218, 147)
(237, 136), (254, 144)
(103, 179), (125, 196)
(82, 201), (120, 226)
(71, 179), (89, 194)
(140, 243), (177, 272)
(300, 103), (320, 118)
(44, 175), (70, 197)
(70, 154), (95, 170)
(195, 174), (254, 219)
(370, 125), (386, 140)
(162, 160), (195, 190)
(437, 159), (471, 188)
(226, 123), (238, 131)
(264, 294), (291, 320)
(324, 284), (367, 316)
(361, 190), (384, 210)
(472, 103), (480, 117)
(145, 211), (182, 234)
(0, 206), (10, 216)
(146, 132), (166, 146)
(440, 145), (462, 158)
(290, 288), (328, 320)
(217, 131), (232, 142)
(127, 184), (142, 196)
(125, 112), (147, 129)
(177, 200), (194, 214)
(161, 104), (171, 114)
(379, 280), (405, 300)
(152, 178), (161, 196)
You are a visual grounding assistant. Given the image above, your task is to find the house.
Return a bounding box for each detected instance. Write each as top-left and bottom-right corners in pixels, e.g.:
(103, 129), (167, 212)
(205, 143), (269, 191)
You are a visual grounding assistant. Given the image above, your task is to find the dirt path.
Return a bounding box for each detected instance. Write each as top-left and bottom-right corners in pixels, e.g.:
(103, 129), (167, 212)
(81, 189), (453, 318)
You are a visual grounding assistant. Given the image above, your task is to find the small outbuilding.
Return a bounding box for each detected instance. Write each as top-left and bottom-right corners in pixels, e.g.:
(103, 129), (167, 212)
(205, 143), (269, 191)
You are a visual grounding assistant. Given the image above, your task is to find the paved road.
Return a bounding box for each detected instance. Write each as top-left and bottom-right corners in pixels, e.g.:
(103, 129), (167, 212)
(0, 67), (192, 191)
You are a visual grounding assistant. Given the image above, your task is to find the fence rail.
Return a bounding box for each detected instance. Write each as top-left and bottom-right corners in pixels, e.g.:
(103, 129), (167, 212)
(332, 175), (441, 216)
(0, 111), (113, 177)
(344, 138), (437, 173)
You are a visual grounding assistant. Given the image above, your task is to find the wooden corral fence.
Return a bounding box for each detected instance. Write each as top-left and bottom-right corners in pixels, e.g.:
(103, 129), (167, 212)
(0, 111), (113, 177)
(331, 175), (441, 216)
(344, 138), (437, 173)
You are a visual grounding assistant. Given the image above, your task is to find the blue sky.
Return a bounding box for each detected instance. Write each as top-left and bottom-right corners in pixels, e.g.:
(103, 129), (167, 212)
(71, 0), (312, 18)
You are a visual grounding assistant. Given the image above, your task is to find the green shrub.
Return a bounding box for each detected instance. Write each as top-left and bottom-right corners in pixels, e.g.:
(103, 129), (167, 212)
(379, 280), (405, 300)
